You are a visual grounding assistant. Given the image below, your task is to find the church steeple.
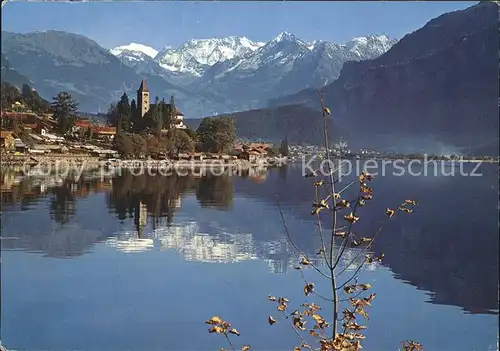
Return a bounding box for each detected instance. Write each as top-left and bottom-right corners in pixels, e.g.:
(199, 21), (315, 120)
(138, 79), (149, 93)
(137, 79), (150, 117)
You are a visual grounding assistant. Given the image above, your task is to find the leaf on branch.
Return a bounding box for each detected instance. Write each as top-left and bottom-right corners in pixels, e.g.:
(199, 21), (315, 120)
(349, 298), (370, 308)
(358, 199), (366, 206)
(404, 199), (417, 206)
(344, 322), (366, 331)
(300, 257), (312, 266)
(337, 199), (350, 208)
(293, 347), (301, 351)
(348, 332), (366, 340)
(268, 316), (277, 325)
(344, 213), (359, 224)
(334, 231), (346, 238)
(375, 253), (385, 262)
(316, 248), (325, 255)
(359, 172), (375, 183)
(320, 199), (329, 209)
(361, 194), (373, 201)
(290, 310), (299, 316)
(360, 237), (372, 243)
(358, 283), (372, 291)
(229, 328), (240, 336)
(344, 284), (357, 294)
(205, 316), (224, 325)
(304, 171), (317, 178)
(399, 206), (414, 213)
(323, 107), (331, 115)
(402, 340), (423, 351)
(208, 326), (224, 334)
(311, 206), (322, 215)
(356, 308), (369, 320)
(313, 180), (324, 187)
(304, 283), (315, 296)
(267, 295), (277, 301)
(385, 208), (395, 217)
(351, 239), (362, 247)
(364, 293), (376, 304)
(294, 266), (302, 270)
(333, 192), (341, 199)
(309, 330), (319, 337)
(241, 345), (251, 351)
(293, 317), (307, 331)
(360, 186), (373, 194)
(343, 308), (356, 320)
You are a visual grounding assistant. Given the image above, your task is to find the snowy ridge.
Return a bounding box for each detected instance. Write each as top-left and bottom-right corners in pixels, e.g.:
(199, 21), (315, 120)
(111, 32), (396, 78)
(154, 36), (265, 76)
(110, 43), (159, 59)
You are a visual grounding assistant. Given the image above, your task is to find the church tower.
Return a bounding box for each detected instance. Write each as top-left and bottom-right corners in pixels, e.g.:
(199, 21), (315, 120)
(137, 79), (150, 117)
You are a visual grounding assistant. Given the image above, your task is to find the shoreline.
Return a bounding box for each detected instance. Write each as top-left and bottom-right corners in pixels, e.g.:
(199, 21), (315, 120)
(1, 153), (497, 170)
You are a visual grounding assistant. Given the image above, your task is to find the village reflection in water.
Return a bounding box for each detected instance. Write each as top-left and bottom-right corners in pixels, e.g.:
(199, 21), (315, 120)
(0, 167), (306, 274)
(1, 164), (498, 315)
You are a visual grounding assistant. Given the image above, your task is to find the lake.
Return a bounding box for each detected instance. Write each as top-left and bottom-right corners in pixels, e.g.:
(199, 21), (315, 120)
(1, 161), (498, 351)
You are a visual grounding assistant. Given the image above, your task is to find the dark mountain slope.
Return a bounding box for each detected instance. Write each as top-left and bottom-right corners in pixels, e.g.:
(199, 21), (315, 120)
(270, 2), (499, 155)
(1, 54), (31, 87)
(185, 104), (340, 145)
(0, 31), (223, 114)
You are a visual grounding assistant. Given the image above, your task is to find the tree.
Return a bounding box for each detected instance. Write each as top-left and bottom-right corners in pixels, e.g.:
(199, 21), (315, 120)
(160, 98), (172, 131)
(152, 96), (162, 139)
(113, 133), (133, 158)
(106, 103), (119, 128)
(117, 93), (132, 132)
(171, 129), (194, 153)
(51, 92), (78, 134)
(130, 99), (140, 132)
(85, 127), (93, 141)
(146, 135), (161, 158)
(169, 95), (177, 151)
(1, 81), (20, 111)
(196, 116), (236, 153)
(184, 127), (197, 141)
(131, 134), (148, 158)
(279, 137), (289, 156)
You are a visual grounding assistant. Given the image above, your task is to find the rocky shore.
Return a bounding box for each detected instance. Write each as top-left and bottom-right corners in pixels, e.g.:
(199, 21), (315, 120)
(2, 154), (287, 176)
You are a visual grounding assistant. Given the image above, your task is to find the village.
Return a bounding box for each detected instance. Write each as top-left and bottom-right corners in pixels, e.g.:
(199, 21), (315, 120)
(0, 80), (289, 171)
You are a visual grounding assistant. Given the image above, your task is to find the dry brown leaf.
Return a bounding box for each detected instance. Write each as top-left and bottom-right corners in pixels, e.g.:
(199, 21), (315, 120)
(268, 316), (277, 325)
(344, 213), (359, 224)
(300, 257), (312, 266)
(241, 345), (251, 351)
(358, 283), (372, 291)
(304, 283), (315, 296)
(208, 326), (224, 334)
(356, 308), (369, 320)
(229, 328), (240, 336)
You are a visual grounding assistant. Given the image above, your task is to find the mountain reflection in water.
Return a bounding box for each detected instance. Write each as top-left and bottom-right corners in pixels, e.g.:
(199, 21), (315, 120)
(1, 164), (498, 317)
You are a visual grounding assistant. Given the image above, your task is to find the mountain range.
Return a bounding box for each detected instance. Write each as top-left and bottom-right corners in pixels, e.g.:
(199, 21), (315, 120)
(0, 30), (395, 117)
(270, 2), (499, 155)
(1, 2), (497, 155)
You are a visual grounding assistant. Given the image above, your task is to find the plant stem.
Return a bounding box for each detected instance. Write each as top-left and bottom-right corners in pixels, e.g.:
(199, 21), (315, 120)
(317, 89), (338, 338)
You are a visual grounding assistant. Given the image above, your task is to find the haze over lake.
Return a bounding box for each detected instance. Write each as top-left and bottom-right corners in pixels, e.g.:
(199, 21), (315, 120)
(1, 163), (498, 351)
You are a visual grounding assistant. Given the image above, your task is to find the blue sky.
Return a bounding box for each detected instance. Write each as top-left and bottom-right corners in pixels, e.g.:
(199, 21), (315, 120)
(2, 1), (476, 50)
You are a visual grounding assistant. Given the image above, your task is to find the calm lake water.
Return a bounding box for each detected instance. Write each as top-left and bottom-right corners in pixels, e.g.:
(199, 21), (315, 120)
(1, 162), (498, 351)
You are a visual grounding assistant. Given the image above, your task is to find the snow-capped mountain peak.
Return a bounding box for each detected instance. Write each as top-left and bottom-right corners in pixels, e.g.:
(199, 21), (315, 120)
(155, 36), (265, 76)
(345, 34), (396, 58)
(110, 43), (159, 59)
